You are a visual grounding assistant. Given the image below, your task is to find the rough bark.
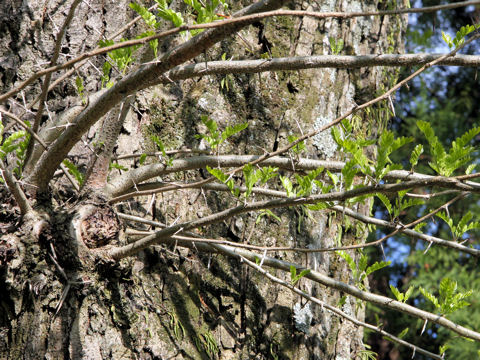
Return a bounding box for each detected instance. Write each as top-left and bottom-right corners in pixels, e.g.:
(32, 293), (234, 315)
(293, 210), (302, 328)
(0, 0), (406, 359)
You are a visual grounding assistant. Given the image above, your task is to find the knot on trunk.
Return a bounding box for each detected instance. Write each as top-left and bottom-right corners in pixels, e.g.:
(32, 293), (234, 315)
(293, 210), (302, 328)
(78, 205), (120, 248)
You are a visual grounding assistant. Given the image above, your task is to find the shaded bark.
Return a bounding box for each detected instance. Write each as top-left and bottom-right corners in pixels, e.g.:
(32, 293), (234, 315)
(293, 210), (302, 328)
(0, 0), (406, 359)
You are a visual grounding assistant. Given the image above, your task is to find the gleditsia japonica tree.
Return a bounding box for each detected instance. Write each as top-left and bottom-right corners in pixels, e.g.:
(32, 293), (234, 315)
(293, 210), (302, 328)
(1, 0), (480, 358)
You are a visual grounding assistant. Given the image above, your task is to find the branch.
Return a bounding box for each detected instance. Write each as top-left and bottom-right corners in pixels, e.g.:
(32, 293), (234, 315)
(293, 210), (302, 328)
(240, 255), (443, 360)
(331, 202), (480, 257)
(109, 175), (479, 259)
(153, 54), (480, 84)
(28, 0), (82, 136)
(24, 91), (106, 173)
(26, 0), (289, 192)
(105, 154), (480, 198)
(107, 32), (480, 201)
(2, 0), (478, 103)
(0, 159), (32, 216)
(23, 3), (480, 192)
(82, 96), (133, 191)
(26, 3), (158, 112)
(103, 232), (480, 341)
(210, 243), (480, 341)
(0, 109), (79, 191)
(113, 149), (210, 160)
(117, 180), (479, 257)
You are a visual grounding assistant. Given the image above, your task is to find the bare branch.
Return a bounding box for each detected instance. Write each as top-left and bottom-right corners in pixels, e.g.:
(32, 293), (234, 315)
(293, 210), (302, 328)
(26, 0), (289, 192)
(107, 33), (480, 201)
(104, 232), (480, 341)
(26, 3), (157, 111)
(2, 0), (478, 103)
(0, 159), (32, 216)
(240, 255), (443, 360)
(113, 149), (210, 160)
(153, 54), (480, 84)
(109, 175), (479, 260)
(117, 180), (479, 256)
(209, 243), (480, 341)
(82, 96), (134, 191)
(29, 0), (82, 136)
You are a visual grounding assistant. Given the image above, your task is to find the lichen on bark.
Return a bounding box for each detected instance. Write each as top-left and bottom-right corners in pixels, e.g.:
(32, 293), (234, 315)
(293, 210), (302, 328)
(0, 0), (406, 358)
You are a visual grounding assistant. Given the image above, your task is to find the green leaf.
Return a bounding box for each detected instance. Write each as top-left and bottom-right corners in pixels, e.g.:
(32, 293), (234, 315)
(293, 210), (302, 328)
(99, 38), (139, 73)
(139, 153), (147, 165)
(439, 343), (451, 355)
(221, 122), (248, 142)
(287, 135), (306, 154)
(290, 265), (297, 283)
(419, 287), (439, 308)
(101, 61), (112, 88)
(259, 166), (278, 184)
(206, 165), (228, 183)
(63, 159), (84, 186)
(465, 163), (476, 175)
(376, 193), (392, 215)
(290, 265), (310, 285)
(358, 253), (368, 272)
(365, 260), (391, 276)
(404, 286), (414, 302)
(1, 130), (28, 159)
(414, 222), (426, 232)
(295, 167), (324, 196)
(417, 120), (447, 175)
(256, 209), (281, 224)
(398, 327), (409, 339)
(436, 211), (454, 229)
(390, 284), (404, 302)
(306, 202), (330, 211)
(342, 159), (360, 190)
(410, 144), (423, 169)
(75, 76), (85, 103)
(109, 162), (128, 171)
(129, 2), (157, 28)
(151, 135), (172, 166)
(439, 277), (457, 304)
(156, 0), (184, 27)
(243, 163), (261, 198)
(338, 295), (347, 307)
(326, 170), (339, 189)
(399, 198), (424, 212)
(280, 176), (295, 197)
(442, 31), (453, 48)
(336, 250), (356, 273)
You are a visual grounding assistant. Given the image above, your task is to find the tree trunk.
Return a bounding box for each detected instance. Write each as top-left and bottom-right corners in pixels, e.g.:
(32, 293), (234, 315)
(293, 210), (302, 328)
(0, 0), (405, 359)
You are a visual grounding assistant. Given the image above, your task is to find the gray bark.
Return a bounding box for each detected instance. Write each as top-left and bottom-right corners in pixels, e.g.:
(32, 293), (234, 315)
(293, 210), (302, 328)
(0, 0), (406, 359)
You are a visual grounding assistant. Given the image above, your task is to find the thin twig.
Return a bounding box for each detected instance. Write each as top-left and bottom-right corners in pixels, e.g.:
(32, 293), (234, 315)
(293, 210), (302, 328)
(2, 0), (479, 103)
(117, 186), (479, 257)
(0, 158), (32, 215)
(0, 109), (79, 191)
(106, 33), (480, 199)
(240, 255), (443, 360)
(109, 175), (478, 260)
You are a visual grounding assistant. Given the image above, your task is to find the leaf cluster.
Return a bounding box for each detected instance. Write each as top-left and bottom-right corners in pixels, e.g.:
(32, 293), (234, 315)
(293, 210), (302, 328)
(420, 277), (472, 316)
(290, 265), (310, 286)
(195, 115), (248, 152)
(337, 250), (390, 290)
(417, 120), (480, 176)
(436, 211), (480, 241)
(0, 120), (30, 179)
(376, 190), (424, 221)
(442, 23), (479, 49)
